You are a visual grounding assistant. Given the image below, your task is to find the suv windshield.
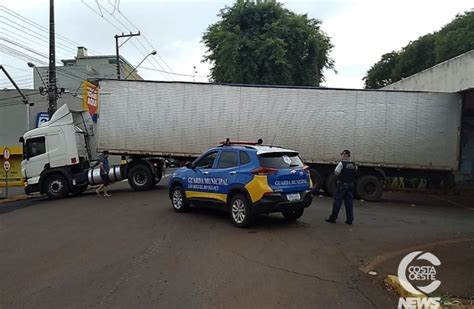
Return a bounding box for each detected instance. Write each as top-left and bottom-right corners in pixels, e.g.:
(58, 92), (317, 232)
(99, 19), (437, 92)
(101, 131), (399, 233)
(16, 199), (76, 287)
(258, 152), (303, 169)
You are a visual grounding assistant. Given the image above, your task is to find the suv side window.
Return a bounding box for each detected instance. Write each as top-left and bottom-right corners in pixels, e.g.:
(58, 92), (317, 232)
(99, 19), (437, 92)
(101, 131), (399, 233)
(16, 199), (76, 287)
(239, 151), (251, 166)
(194, 151), (218, 169)
(25, 137), (46, 159)
(217, 151), (238, 168)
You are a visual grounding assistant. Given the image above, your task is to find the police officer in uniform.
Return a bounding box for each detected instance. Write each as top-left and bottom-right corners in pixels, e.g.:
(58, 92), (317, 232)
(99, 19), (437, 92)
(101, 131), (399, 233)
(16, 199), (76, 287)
(326, 150), (357, 225)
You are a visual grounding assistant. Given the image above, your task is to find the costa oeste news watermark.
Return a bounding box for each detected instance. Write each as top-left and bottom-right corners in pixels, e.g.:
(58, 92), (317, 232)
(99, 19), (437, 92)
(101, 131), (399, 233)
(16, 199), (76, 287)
(397, 251), (441, 308)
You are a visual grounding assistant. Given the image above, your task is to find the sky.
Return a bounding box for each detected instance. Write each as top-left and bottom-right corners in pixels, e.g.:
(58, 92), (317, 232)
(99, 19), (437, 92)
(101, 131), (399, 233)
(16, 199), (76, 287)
(0, 0), (472, 90)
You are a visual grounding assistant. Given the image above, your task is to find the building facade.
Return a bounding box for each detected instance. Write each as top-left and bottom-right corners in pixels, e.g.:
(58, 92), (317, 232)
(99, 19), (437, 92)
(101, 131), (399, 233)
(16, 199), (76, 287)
(33, 47), (142, 93)
(384, 50), (474, 182)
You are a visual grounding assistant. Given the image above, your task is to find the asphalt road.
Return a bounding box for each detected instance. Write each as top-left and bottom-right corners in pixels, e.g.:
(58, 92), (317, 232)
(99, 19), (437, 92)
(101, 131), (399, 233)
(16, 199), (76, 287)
(1, 178), (473, 309)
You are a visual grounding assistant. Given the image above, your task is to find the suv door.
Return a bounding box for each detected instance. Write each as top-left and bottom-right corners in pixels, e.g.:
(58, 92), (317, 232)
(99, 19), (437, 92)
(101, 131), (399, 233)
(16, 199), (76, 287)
(212, 150), (240, 197)
(185, 151), (220, 201)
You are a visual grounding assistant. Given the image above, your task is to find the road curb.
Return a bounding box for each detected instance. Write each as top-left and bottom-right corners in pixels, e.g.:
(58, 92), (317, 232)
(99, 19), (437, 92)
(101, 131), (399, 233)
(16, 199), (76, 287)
(384, 275), (473, 308)
(0, 194), (30, 205)
(384, 275), (426, 299)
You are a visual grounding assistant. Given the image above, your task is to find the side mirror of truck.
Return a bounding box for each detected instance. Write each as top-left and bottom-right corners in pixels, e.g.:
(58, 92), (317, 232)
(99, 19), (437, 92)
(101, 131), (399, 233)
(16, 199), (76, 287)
(185, 162), (193, 169)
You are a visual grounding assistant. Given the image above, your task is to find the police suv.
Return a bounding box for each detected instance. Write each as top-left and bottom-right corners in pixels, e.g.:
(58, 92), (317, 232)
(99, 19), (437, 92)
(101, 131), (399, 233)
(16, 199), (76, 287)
(168, 140), (313, 227)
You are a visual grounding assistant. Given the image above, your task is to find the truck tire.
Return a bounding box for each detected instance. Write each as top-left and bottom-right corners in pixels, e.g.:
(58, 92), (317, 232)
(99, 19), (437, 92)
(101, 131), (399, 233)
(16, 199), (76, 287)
(356, 175), (383, 201)
(325, 173), (338, 197)
(309, 168), (323, 195)
(128, 164), (154, 191)
(44, 174), (69, 199)
(229, 194), (254, 228)
(281, 209), (304, 221)
(170, 185), (189, 213)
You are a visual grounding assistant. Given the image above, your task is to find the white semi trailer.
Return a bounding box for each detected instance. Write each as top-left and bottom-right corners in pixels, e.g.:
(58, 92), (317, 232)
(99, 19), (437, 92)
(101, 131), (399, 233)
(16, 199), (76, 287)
(20, 79), (462, 200)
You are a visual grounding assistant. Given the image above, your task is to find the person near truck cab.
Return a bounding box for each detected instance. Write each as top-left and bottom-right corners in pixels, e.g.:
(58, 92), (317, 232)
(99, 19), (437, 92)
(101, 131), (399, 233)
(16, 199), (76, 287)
(326, 150), (357, 225)
(94, 151), (111, 197)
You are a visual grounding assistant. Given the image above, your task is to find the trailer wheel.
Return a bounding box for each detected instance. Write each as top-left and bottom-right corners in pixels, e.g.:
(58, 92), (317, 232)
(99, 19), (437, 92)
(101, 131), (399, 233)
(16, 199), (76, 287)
(309, 169), (323, 195)
(128, 165), (154, 191)
(325, 173), (338, 197)
(356, 175), (383, 201)
(44, 174), (69, 199)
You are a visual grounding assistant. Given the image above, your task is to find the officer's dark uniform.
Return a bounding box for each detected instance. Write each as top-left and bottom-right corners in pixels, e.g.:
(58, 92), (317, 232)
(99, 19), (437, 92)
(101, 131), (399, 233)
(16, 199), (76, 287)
(327, 151), (356, 224)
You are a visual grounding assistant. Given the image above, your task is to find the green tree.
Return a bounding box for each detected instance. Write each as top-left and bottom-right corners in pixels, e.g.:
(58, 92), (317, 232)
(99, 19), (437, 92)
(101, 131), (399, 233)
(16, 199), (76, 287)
(363, 52), (399, 89)
(364, 10), (473, 89)
(202, 1), (334, 86)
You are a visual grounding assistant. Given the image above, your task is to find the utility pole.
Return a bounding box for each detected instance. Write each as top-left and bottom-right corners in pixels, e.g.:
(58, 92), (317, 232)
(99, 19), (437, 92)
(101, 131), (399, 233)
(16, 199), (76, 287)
(48, 0), (57, 116)
(114, 32), (140, 79)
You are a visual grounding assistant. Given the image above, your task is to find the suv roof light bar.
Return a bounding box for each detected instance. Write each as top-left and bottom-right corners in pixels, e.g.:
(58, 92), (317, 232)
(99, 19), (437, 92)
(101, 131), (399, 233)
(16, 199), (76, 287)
(219, 138), (264, 146)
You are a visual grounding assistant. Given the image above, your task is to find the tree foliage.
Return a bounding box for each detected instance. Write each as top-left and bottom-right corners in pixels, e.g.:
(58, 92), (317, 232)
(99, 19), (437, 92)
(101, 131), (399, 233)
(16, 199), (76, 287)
(364, 11), (474, 89)
(202, 1), (334, 86)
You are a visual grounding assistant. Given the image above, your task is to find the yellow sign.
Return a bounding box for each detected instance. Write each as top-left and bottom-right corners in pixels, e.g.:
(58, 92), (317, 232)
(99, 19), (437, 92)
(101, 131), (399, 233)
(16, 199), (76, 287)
(1, 146), (23, 187)
(82, 80), (100, 116)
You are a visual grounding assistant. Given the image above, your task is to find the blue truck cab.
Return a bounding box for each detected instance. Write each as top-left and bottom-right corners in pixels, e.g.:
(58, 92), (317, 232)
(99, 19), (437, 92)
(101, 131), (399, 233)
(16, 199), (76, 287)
(169, 140), (313, 227)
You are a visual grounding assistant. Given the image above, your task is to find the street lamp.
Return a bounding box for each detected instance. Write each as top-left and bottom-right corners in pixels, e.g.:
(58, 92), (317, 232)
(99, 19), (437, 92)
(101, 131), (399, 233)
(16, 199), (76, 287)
(125, 50), (157, 79)
(27, 62), (47, 91)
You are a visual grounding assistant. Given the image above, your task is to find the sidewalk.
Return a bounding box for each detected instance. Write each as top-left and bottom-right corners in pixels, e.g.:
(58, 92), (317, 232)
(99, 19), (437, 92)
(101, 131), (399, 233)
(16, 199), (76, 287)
(363, 239), (474, 300)
(0, 186), (28, 204)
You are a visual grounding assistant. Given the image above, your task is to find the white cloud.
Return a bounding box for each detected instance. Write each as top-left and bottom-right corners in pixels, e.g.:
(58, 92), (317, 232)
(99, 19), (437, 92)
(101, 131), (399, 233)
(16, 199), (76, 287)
(320, 0), (472, 88)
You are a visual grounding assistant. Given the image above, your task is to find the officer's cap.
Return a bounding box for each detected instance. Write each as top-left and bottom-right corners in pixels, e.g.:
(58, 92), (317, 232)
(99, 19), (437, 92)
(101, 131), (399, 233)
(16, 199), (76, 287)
(340, 149), (351, 156)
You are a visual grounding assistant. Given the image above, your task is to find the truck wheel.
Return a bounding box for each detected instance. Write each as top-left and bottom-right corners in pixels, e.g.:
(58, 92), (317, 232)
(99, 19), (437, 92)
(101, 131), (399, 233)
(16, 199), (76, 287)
(44, 174), (69, 199)
(171, 186), (189, 213)
(128, 165), (154, 191)
(325, 173), (338, 197)
(229, 194), (254, 228)
(281, 209), (304, 221)
(356, 175), (383, 201)
(71, 184), (88, 197)
(309, 169), (323, 195)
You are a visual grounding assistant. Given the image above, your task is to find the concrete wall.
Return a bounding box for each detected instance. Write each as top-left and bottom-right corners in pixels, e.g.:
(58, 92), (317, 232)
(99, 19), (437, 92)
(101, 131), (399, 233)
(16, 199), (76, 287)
(0, 90), (82, 147)
(383, 50), (474, 93)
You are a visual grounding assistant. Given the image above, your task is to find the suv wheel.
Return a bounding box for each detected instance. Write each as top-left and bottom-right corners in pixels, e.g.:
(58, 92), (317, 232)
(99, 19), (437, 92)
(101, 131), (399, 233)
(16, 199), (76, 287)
(171, 186), (189, 212)
(281, 209), (304, 221)
(229, 194), (254, 228)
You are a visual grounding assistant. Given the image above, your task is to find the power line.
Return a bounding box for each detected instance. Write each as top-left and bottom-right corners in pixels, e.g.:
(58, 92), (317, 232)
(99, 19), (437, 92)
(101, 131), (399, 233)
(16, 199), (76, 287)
(1, 20), (78, 55)
(2, 64), (31, 73)
(117, 9), (175, 73)
(0, 35), (94, 77)
(0, 37), (51, 62)
(140, 66), (207, 78)
(0, 46), (93, 84)
(113, 7), (175, 74)
(81, 0), (173, 80)
(0, 5), (102, 55)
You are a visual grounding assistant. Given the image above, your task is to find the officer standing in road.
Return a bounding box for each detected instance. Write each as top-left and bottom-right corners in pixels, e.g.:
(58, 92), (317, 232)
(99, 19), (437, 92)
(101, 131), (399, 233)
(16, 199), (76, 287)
(326, 150), (357, 225)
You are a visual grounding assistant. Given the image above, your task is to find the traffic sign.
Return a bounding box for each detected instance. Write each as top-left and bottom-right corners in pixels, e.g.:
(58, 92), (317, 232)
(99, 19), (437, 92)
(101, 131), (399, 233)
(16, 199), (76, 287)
(36, 112), (50, 128)
(3, 148), (10, 160)
(3, 161), (11, 172)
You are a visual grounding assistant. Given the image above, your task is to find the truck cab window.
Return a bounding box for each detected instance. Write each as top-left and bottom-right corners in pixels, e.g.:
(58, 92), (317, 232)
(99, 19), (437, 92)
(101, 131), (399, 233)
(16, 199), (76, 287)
(25, 137), (46, 159)
(194, 152), (217, 169)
